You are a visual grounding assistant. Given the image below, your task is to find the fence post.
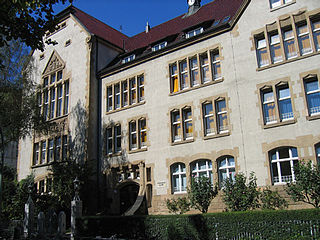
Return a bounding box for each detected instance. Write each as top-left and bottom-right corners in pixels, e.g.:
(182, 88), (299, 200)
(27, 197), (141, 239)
(23, 184), (34, 239)
(71, 177), (82, 240)
(58, 211), (66, 237)
(37, 212), (45, 238)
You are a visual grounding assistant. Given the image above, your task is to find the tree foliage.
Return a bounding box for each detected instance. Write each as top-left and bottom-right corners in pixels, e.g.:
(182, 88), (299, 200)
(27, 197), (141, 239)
(187, 176), (218, 213)
(166, 197), (191, 215)
(0, 0), (73, 51)
(260, 187), (288, 210)
(222, 172), (260, 211)
(286, 160), (320, 208)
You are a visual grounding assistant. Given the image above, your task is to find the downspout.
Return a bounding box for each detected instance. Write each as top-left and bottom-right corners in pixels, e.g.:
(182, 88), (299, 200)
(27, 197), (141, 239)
(95, 37), (101, 211)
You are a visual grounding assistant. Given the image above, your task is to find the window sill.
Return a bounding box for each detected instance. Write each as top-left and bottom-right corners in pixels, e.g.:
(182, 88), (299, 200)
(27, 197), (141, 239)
(169, 78), (223, 96)
(204, 131), (230, 140)
(128, 147), (147, 154)
(46, 114), (69, 122)
(256, 51), (319, 72)
(106, 101), (146, 115)
(106, 152), (122, 157)
(263, 118), (296, 129)
(31, 162), (54, 169)
(306, 114), (320, 121)
(173, 191), (187, 195)
(270, 0), (295, 12)
(171, 138), (194, 146)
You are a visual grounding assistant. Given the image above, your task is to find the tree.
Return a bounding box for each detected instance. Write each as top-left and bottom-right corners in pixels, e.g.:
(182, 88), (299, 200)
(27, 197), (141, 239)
(286, 160), (320, 208)
(0, 0), (73, 51)
(187, 176), (218, 213)
(166, 197), (191, 214)
(0, 39), (53, 213)
(222, 172), (260, 211)
(260, 187), (288, 210)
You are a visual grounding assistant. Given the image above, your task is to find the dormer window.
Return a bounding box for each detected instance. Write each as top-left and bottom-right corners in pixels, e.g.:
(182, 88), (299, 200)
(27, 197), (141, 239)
(122, 54), (135, 64)
(152, 42), (167, 51)
(186, 27), (204, 38)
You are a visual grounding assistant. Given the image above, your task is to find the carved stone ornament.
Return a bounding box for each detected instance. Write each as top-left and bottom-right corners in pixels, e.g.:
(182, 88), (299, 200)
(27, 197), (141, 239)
(43, 51), (65, 75)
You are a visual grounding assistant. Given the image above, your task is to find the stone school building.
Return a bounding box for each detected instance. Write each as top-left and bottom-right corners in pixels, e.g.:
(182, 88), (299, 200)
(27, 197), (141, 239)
(18, 0), (320, 215)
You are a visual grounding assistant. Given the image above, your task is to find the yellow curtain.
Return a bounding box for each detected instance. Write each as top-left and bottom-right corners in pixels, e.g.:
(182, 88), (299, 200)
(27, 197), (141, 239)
(173, 76), (179, 93)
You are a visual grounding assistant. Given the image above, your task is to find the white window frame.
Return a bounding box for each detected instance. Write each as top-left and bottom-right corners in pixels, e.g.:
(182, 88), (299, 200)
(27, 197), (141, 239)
(203, 102), (215, 136)
(44, 90), (49, 120)
(218, 156), (236, 187)
(262, 90), (277, 124)
(179, 60), (188, 90)
(305, 78), (320, 116)
(183, 107), (193, 140)
(129, 78), (137, 105)
(56, 84), (63, 117)
(172, 110), (181, 142)
(152, 41), (167, 51)
(186, 27), (204, 38)
(33, 143), (39, 165)
(129, 121), (137, 150)
(283, 28), (298, 59)
(107, 86), (113, 111)
(277, 86), (294, 121)
(297, 24), (313, 55)
(270, 147), (298, 185)
(62, 135), (68, 160)
(63, 81), (69, 115)
(122, 81), (128, 107)
(138, 75), (145, 102)
(106, 127), (113, 155)
(191, 160), (213, 182)
(48, 139), (54, 162)
(41, 140), (46, 164)
(216, 99), (228, 133)
(122, 54), (135, 64)
(190, 56), (199, 87)
(55, 136), (61, 161)
(211, 50), (221, 80)
(114, 83), (120, 109)
(312, 19), (320, 51)
(200, 53), (210, 84)
(269, 33), (283, 63)
(115, 125), (122, 153)
(139, 118), (147, 148)
(171, 163), (187, 194)
(256, 38), (269, 67)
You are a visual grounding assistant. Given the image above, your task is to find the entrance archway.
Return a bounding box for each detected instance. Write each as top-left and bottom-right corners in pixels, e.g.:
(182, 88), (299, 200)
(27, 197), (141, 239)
(119, 182), (139, 214)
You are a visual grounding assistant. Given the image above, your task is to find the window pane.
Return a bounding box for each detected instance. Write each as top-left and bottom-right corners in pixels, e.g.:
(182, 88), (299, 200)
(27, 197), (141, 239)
(307, 92), (320, 115)
(279, 148), (289, 159)
(279, 98), (293, 120)
(263, 91), (274, 102)
(217, 100), (226, 112)
(272, 162), (279, 183)
(278, 87), (290, 99)
(219, 159), (227, 168)
(228, 157), (235, 166)
(217, 113), (228, 132)
(306, 80), (319, 93)
(270, 43), (283, 63)
(280, 161), (292, 182)
(291, 147), (298, 158)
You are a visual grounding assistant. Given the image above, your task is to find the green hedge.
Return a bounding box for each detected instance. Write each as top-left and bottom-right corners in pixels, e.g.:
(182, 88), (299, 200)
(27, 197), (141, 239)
(77, 209), (320, 240)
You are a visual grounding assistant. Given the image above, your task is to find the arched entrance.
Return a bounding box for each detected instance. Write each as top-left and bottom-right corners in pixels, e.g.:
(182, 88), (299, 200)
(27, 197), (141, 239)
(119, 182), (139, 214)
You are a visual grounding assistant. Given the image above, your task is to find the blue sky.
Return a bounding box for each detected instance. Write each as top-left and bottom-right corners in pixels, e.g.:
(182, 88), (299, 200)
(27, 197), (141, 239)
(53, 0), (213, 37)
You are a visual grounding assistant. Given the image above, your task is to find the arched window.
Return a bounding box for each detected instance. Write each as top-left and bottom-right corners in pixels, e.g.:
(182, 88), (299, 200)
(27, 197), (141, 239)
(218, 156), (235, 186)
(171, 163), (187, 193)
(190, 159), (213, 182)
(269, 147), (298, 184)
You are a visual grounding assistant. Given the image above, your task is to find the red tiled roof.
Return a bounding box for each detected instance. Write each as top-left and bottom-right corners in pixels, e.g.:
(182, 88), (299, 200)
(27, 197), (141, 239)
(125, 0), (246, 52)
(68, 6), (129, 49)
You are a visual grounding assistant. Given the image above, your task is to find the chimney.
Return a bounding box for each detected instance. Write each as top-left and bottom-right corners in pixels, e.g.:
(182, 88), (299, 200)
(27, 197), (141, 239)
(145, 22), (150, 33)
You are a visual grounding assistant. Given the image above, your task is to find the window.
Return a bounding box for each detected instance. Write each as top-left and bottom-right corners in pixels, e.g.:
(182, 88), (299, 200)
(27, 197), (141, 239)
(55, 136), (61, 161)
(46, 178), (52, 193)
(106, 125), (121, 155)
(129, 118), (147, 151)
(261, 84), (293, 124)
(218, 156), (235, 187)
(138, 75), (144, 102)
(39, 70), (68, 120)
(179, 60), (188, 90)
(186, 27), (203, 38)
(107, 86), (113, 111)
(312, 19), (320, 51)
(211, 50), (221, 80)
(48, 139), (54, 162)
(122, 81), (128, 107)
(200, 53), (210, 83)
(191, 160), (213, 182)
(169, 48), (222, 94)
(106, 74), (145, 113)
(283, 28), (298, 59)
(171, 163), (187, 193)
(202, 98), (229, 136)
(304, 76), (320, 116)
(33, 143), (39, 165)
(190, 57), (200, 87)
(270, 147), (298, 184)
(255, 11), (320, 68)
(56, 85), (63, 117)
(171, 107), (193, 143)
(40, 141), (46, 164)
(297, 23), (312, 55)
(152, 41), (167, 51)
(122, 54), (135, 64)
(39, 180), (45, 194)
(62, 135), (68, 160)
(269, 0), (293, 9)
(256, 37), (269, 67)
(130, 78), (137, 105)
(316, 144), (320, 165)
(114, 83), (120, 109)
(269, 33), (283, 63)
(170, 63), (179, 93)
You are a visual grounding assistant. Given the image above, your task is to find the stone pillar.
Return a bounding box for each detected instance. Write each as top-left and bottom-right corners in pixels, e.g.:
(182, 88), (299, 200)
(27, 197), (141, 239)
(58, 211), (66, 237)
(23, 184), (34, 238)
(37, 212), (45, 238)
(71, 177), (82, 240)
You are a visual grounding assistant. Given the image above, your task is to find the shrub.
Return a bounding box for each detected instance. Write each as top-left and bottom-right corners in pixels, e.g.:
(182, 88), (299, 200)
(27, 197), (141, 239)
(286, 160), (320, 208)
(222, 172), (260, 211)
(166, 197), (190, 214)
(260, 187), (288, 210)
(188, 176), (218, 213)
